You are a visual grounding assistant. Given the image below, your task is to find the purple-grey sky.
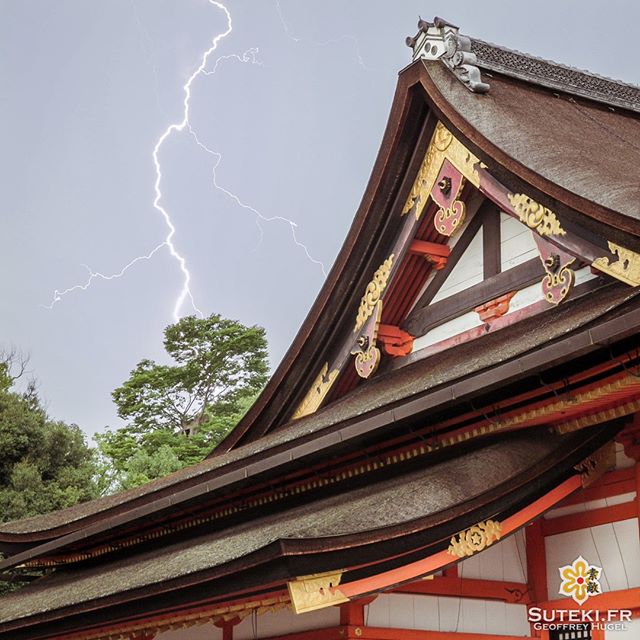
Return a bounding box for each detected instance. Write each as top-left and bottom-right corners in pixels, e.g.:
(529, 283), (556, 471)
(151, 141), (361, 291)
(1, 0), (638, 439)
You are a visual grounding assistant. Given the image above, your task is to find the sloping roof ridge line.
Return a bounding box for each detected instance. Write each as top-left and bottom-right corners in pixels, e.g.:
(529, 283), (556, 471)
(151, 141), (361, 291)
(469, 37), (640, 114)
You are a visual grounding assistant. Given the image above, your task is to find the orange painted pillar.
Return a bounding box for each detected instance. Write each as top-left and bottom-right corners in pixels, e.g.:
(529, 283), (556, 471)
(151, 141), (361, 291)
(526, 518), (548, 603)
(636, 462), (640, 542)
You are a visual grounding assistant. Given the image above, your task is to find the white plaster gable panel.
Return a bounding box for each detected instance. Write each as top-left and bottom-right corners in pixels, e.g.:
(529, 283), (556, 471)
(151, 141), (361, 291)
(500, 212), (538, 271)
(411, 310), (482, 352)
(365, 593), (529, 636)
(545, 519), (640, 600)
(431, 227), (483, 302)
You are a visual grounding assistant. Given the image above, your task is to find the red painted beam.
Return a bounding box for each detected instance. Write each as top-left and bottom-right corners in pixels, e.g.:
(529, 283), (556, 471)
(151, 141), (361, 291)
(393, 576), (531, 604)
(409, 239), (451, 257)
(559, 467), (635, 507)
(542, 500), (637, 536)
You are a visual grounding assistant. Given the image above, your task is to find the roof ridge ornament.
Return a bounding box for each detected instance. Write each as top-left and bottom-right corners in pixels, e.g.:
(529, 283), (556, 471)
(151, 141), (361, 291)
(406, 17), (490, 94)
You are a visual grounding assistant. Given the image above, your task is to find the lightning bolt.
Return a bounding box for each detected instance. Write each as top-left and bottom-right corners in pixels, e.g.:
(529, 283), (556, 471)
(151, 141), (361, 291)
(189, 126), (328, 277)
(151, 0), (233, 321)
(45, 1), (327, 320)
(41, 244), (166, 311)
(275, 0), (368, 70)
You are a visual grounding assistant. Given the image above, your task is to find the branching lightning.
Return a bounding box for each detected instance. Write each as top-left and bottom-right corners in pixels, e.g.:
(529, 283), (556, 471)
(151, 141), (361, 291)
(41, 244), (166, 311)
(275, 0), (368, 70)
(45, 0), (327, 320)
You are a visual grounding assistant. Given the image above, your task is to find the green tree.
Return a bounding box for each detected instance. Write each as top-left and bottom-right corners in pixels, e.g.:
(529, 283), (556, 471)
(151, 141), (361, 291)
(0, 351), (100, 522)
(97, 314), (268, 491)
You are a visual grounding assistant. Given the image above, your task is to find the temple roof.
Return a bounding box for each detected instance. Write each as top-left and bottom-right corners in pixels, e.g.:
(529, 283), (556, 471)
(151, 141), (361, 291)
(0, 282), (636, 544)
(1, 19), (639, 639)
(471, 38), (640, 113)
(0, 426), (614, 638)
(424, 61), (640, 220)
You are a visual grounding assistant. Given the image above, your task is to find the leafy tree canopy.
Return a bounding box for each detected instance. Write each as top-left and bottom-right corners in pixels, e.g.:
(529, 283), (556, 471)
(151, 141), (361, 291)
(0, 351), (100, 523)
(97, 314), (268, 491)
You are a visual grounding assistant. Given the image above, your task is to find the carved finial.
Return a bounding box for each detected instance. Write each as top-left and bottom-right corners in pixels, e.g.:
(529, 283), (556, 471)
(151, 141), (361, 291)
(406, 17), (489, 94)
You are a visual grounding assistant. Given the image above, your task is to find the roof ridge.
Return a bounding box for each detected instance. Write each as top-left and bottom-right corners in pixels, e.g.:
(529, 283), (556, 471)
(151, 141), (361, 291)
(469, 37), (640, 113)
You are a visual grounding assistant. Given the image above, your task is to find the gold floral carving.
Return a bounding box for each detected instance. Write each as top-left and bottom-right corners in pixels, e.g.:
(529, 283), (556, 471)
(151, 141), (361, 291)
(592, 241), (640, 286)
(288, 571), (349, 614)
(508, 193), (566, 237)
(354, 255), (394, 332)
(402, 122), (482, 219)
(291, 363), (340, 419)
(447, 520), (502, 558)
(574, 442), (616, 488)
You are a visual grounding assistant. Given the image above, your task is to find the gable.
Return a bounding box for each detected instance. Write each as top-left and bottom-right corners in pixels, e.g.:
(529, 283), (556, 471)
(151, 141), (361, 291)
(220, 57), (640, 452)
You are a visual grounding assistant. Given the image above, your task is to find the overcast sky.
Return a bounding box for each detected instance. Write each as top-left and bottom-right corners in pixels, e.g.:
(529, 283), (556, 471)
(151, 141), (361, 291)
(1, 0), (639, 440)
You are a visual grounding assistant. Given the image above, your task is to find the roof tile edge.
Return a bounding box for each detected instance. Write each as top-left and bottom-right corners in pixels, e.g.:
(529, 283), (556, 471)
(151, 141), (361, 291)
(471, 37), (640, 114)
(406, 17), (490, 94)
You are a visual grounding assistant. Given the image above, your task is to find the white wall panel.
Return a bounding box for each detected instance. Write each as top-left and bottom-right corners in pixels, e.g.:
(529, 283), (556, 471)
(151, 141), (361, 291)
(500, 214), (537, 271)
(157, 623), (222, 640)
(365, 593), (529, 636)
(431, 228), (483, 302)
(460, 530), (527, 582)
(545, 518), (640, 600)
(234, 606), (339, 640)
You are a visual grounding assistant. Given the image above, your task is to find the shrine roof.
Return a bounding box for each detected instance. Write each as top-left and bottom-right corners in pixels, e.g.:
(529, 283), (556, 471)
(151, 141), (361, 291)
(0, 282), (637, 543)
(0, 428), (602, 633)
(423, 59), (640, 222)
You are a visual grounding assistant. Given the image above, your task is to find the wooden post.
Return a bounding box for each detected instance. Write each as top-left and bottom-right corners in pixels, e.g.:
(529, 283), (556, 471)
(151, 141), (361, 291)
(526, 518), (547, 604)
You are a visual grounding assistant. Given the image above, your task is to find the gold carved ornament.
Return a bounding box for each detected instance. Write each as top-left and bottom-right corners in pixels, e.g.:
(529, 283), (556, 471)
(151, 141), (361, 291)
(592, 241), (640, 286)
(352, 255), (395, 379)
(447, 519), (502, 558)
(354, 255), (394, 332)
(288, 571), (349, 614)
(291, 363), (340, 420)
(402, 122), (482, 220)
(507, 193), (565, 237)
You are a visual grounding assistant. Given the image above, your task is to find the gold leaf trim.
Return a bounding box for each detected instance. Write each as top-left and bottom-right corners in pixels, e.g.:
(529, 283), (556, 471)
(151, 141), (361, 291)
(288, 571), (349, 614)
(592, 241), (640, 286)
(508, 193), (565, 236)
(292, 363), (340, 419)
(354, 255), (394, 332)
(402, 122), (482, 219)
(447, 520), (502, 558)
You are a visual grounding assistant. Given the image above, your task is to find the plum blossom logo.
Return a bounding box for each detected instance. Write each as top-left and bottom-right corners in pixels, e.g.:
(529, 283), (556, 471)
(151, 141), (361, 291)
(558, 556), (602, 605)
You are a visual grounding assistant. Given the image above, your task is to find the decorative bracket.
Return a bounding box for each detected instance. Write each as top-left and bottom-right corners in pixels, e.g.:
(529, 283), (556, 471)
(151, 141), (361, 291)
(432, 159), (466, 236)
(574, 442), (616, 488)
(447, 520), (502, 558)
(288, 571), (349, 614)
(508, 193), (565, 237)
(406, 17), (490, 93)
(352, 300), (383, 378)
(592, 241), (640, 286)
(352, 255), (395, 379)
(409, 239), (450, 270)
(533, 235), (576, 305)
(292, 363), (340, 420)
(402, 122), (483, 220)
(377, 324), (414, 357)
(474, 291), (516, 322)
